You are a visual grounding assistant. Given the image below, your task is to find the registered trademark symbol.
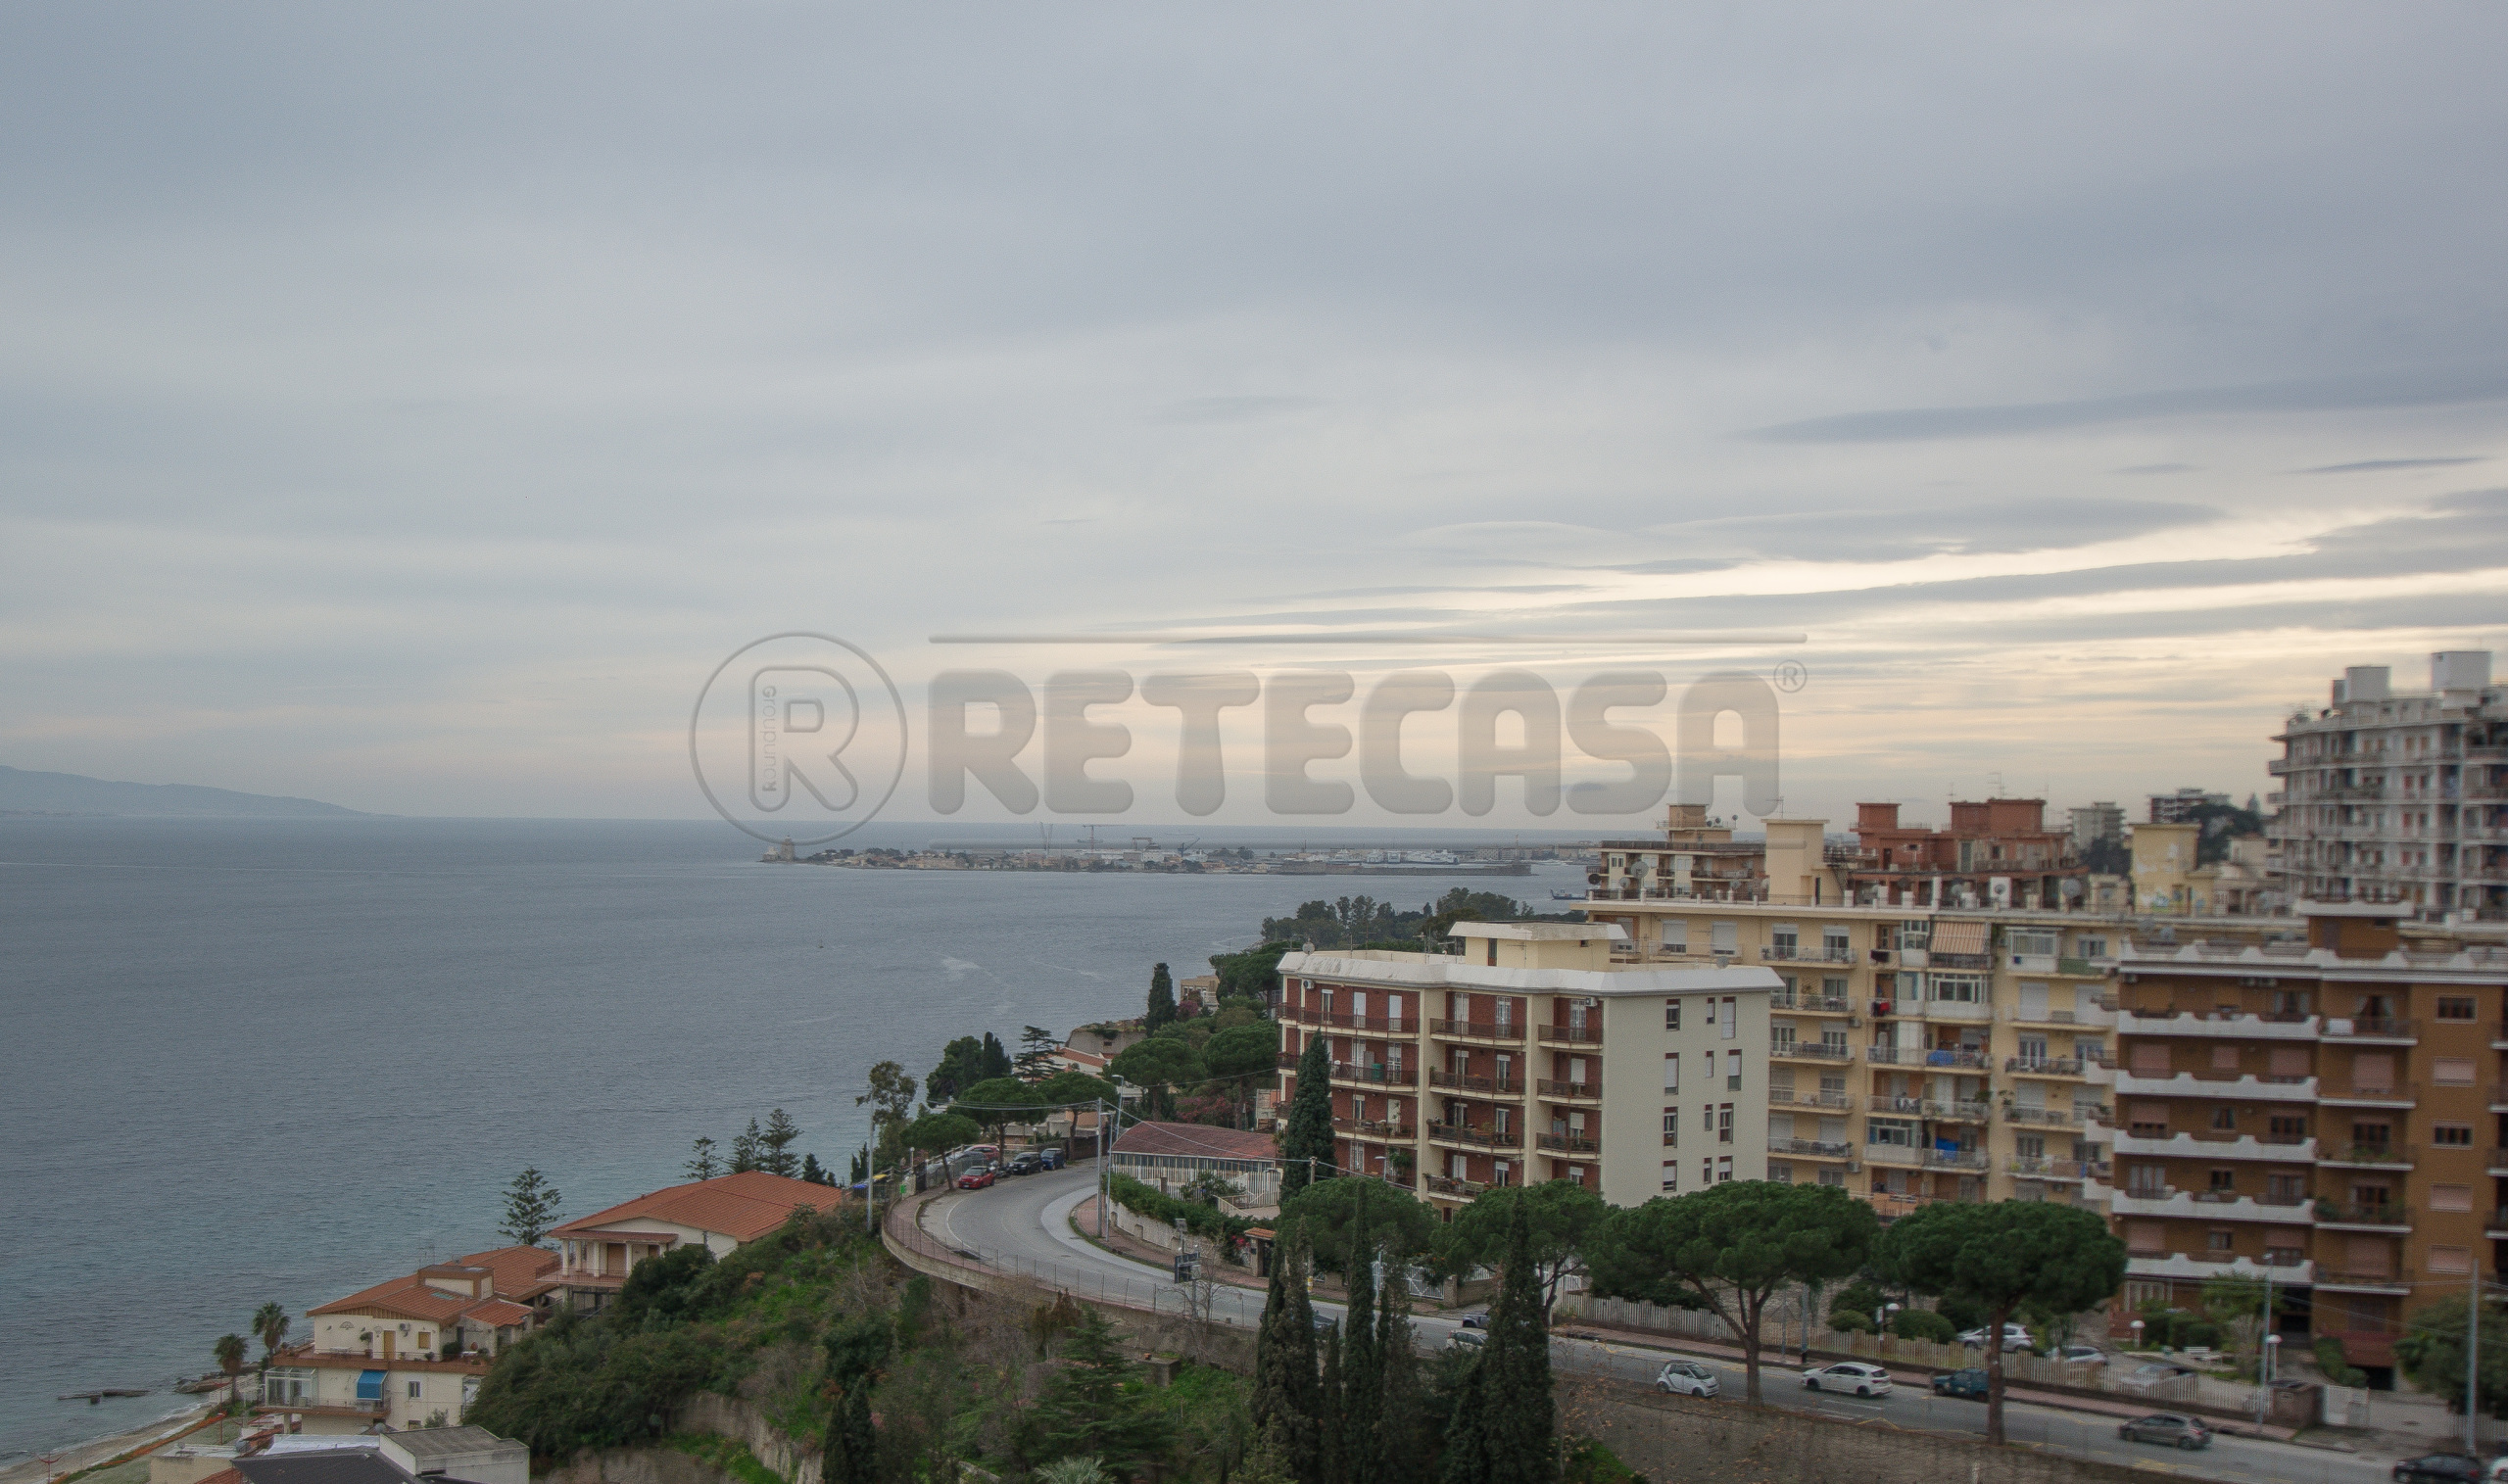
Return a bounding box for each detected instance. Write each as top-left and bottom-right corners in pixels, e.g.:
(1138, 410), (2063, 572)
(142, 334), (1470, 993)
(1774, 661), (1808, 693)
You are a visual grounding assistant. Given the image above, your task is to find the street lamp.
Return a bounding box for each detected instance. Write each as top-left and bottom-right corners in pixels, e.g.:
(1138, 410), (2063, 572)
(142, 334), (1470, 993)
(2130, 1318), (2146, 1352)
(1878, 1301), (1901, 1337)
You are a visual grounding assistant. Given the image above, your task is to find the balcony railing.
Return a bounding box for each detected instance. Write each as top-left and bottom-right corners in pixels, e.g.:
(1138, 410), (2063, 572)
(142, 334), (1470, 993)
(1428, 1070), (1522, 1096)
(1430, 1019), (1524, 1042)
(2005, 1056), (2088, 1077)
(2315, 1201), (2412, 1228)
(1536, 1078), (1600, 1100)
(2008, 1156), (2091, 1178)
(1769, 1088), (1854, 1111)
(1537, 1026), (1604, 1049)
(1423, 1174), (1487, 1198)
(1307, 1010), (1407, 1033)
(1427, 1122), (1520, 1150)
(1326, 1061), (1417, 1087)
(1331, 1118), (1418, 1141)
(2319, 1079), (2417, 1103)
(1773, 1041), (1855, 1061)
(1771, 992), (1853, 1014)
(1922, 1148), (1990, 1172)
(2320, 1144), (2415, 1167)
(2324, 1018), (2416, 1039)
(2005, 1105), (2087, 1126)
(2314, 1267), (2411, 1289)
(1869, 1046), (1989, 1070)
(1535, 1132), (1599, 1155)
(1772, 1137), (1854, 1159)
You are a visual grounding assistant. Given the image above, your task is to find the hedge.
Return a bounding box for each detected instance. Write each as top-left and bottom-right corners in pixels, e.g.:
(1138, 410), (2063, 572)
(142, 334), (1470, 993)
(1106, 1172), (1256, 1241)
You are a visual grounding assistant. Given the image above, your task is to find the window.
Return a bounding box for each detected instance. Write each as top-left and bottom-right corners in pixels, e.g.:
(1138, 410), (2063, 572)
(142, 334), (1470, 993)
(1663, 1053), (1679, 1092)
(2268, 1173), (2306, 1204)
(1715, 1157), (1734, 1183)
(1816, 1168), (1846, 1187)
(1665, 998), (1682, 1030)
(1662, 1107), (1678, 1145)
(1866, 1118), (1916, 1148)
(2436, 996), (2478, 1021)
(1661, 921), (1687, 952)
(1704, 997), (1717, 1029)
(2434, 1057), (2476, 1086)
(1661, 1160), (1679, 1191)
(2208, 1169), (2236, 1192)
(1718, 1104), (1735, 1144)
(2077, 936), (2108, 960)
(2431, 1246), (2473, 1276)
(1712, 921), (1738, 954)
(2433, 1184), (2474, 1213)
(2267, 1047), (2310, 1081)
(1771, 924), (1799, 955)
(1822, 976), (1848, 1000)
(1823, 925), (1852, 958)
(2211, 1106), (2236, 1131)
(2268, 1115), (2308, 1141)
(1769, 1163), (1793, 1183)
(408, 1380), (424, 1399)
(1721, 997), (1738, 1038)
(1771, 1023), (1797, 1051)
(2210, 1045), (2240, 1071)
(2434, 1123), (2474, 1147)
(1727, 1054), (1744, 1091)
(1567, 1165), (1586, 1187)
(2205, 1230), (2234, 1253)
(1932, 975), (1984, 1003)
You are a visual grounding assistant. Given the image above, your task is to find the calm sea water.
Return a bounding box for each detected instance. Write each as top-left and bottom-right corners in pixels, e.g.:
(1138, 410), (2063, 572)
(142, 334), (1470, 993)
(0, 816), (1579, 1461)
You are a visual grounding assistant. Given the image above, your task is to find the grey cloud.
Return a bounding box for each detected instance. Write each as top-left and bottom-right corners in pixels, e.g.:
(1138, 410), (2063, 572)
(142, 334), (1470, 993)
(2301, 456), (2487, 474)
(1748, 364), (2508, 444)
(2116, 463), (2195, 475)
(1624, 499), (2221, 563)
(1151, 396), (1327, 424)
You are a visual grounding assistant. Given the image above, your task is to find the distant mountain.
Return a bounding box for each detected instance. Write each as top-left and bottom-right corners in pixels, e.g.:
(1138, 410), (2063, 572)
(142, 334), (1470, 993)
(0, 765), (369, 817)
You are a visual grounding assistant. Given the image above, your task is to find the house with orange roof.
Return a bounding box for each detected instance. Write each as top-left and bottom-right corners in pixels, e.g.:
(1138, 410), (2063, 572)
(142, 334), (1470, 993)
(261, 1246), (555, 1433)
(541, 1170), (845, 1313)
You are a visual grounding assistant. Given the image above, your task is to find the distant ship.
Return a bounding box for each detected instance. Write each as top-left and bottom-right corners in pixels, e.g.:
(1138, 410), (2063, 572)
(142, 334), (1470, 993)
(1551, 888), (1586, 900)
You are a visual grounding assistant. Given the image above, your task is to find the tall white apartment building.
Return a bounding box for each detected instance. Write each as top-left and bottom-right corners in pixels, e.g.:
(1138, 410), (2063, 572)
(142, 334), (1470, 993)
(2269, 650), (2507, 921)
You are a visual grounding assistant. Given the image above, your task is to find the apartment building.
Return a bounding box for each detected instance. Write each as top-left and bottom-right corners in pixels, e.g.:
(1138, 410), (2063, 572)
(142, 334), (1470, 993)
(1274, 922), (1777, 1212)
(2098, 901), (2508, 1382)
(2269, 649), (2507, 921)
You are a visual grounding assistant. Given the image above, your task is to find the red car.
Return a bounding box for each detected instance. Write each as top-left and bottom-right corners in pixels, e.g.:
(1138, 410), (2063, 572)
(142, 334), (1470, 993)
(955, 1169), (995, 1190)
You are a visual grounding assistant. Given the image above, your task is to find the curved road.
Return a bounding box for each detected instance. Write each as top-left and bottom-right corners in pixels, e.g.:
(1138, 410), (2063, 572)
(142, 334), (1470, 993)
(921, 1168), (2381, 1484)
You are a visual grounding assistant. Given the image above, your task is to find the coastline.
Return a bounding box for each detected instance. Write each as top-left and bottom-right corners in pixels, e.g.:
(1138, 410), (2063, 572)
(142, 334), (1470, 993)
(0, 1404), (221, 1484)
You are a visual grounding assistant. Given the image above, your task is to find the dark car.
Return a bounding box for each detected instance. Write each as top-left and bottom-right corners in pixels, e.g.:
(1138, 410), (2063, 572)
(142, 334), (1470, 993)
(2392, 1456), (2485, 1484)
(1931, 1368), (1989, 1401)
(2118, 1413), (2211, 1451)
(1037, 1148), (1066, 1171)
(954, 1169), (995, 1190)
(1005, 1152), (1042, 1174)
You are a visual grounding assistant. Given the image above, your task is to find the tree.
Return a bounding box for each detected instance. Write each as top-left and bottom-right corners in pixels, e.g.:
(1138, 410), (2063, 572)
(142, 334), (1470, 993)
(250, 1302), (290, 1368)
(856, 1061), (918, 1164)
(2199, 1272), (2286, 1369)
(1147, 963), (1178, 1032)
(760, 1109), (803, 1177)
(950, 1077), (1047, 1146)
(1278, 1037), (1334, 1200)
(980, 1030), (1014, 1080)
(1586, 1180), (1877, 1404)
(1880, 1200), (2126, 1443)
(2395, 1299), (2508, 1420)
(1201, 1020), (1284, 1127)
(1040, 1068), (1121, 1110)
(1111, 1037), (1205, 1123)
(214, 1333), (248, 1408)
(831, 1382), (879, 1484)
(1330, 1183), (1390, 1484)
(1210, 942), (1297, 1001)
(684, 1136), (721, 1181)
(1437, 1182), (1607, 1320)
(1443, 1202), (1552, 1484)
(729, 1118), (765, 1173)
(499, 1168), (564, 1247)
(800, 1152), (829, 1185)
(1032, 1308), (1175, 1474)
(1017, 1025), (1062, 1081)
(1251, 1226), (1324, 1484)
(899, 1111), (982, 1174)
(1278, 1177), (1438, 1275)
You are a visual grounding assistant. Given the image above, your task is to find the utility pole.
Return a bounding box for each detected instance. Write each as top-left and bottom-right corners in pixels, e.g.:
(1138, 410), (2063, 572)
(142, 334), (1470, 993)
(2254, 1265), (2274, 1433)
(1096, 1097), (1109, 1240)
(2469, 1262), (2483, 1459)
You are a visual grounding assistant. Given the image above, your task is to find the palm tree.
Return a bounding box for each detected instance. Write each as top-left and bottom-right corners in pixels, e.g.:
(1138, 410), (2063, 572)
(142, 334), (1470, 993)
(214, 1334), (249, 1410)
(252, 1303), (290, 1369)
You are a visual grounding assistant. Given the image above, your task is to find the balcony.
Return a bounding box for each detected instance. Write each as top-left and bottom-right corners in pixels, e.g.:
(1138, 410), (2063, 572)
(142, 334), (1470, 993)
(2004, 1104), (2092, 1127)
(1427, 1122), (1520, 1151)
(2005, 1056), (2089, 1078)
(2007, 1156), (2093, 1180)
(1769, 1087), (1854, 1111)
(1429, 1019), (1524, 1045)
(1910, 999), (1993, 1024)
(2110, 1130), (2316, 1163)
(1537, 1025), (1604, 1050)
(1771, 992), (1853, 1014)
(2110, 1070), (2318, 1102)
(1535, 1131), (1599, 1156)
(1428, 1070), (1523, 1096)
(2002, 1005), (2105, 1028)
(2319, 1079), (2416, 1107)
(2322, 1017), (2417, 1042)
(1772, 1137), (1855, 1160)
(2110, 1187), (2314, 1221)
(1300, 1009), (1410, 1034)
(2318, 1144), (2415, 1171)
(2315, 1201), (2412, 1231)
(1536, 1077), (1600, 1102)
(2314, 1267), (2412, 1295)
(1922, 1149), (1990, 1172)
(2125, 1252), (2313, 1283)
(1868, 1046), (1989, 1070)
(1862, 1096), (1988, 1123)
(1861, 1142), (1924, 1168)
(1331, 1117), (1418, 1141)
(1772, 1041), (1855, 1062)
(1327, 1061), (1418, 1088)
(1422, 1174), (1487, 1200)
(2116, 1009), (2319, 1040)
(1867, 1191), (1940, 1221)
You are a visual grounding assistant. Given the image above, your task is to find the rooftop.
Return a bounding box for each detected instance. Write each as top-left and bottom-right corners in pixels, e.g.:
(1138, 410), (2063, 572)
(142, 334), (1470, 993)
(1450, 921), (1630, 942)
(1111, 1121), (1279, 1163)
(549, 1170), (845, 1245)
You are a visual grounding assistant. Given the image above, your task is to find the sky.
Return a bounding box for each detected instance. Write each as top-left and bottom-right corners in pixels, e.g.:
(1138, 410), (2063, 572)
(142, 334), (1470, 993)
(3, 5), (2505, 836)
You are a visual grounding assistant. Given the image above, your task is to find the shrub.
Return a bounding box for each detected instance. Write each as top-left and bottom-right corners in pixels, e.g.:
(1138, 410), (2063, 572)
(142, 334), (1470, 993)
(1828, 1312), (1875, 1335)
(1562, 1439), (1644, 1484)
(2316, 1336), (2369, 1388)
(1827, 1280), (1887, 1326)
(1106, 1173), (1255, 1242)
(1890, 1309), (1957, 1344)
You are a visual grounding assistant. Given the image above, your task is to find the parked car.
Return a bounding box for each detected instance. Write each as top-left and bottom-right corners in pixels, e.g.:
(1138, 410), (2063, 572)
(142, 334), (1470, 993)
(2118, 1413), (2212, 1451)
(2044, 1344), (2106, 1365)
(2392, 1456), (2485, 1484)
(2118, 1361), (2197, 1391)
(1037, 1148), (1065, 1171)
(953, 1169), (995, 1190)
(1655, 1361), (1718, 1398)
(1931, 1368), (1989, 1401)
(1802, 1363), (1893, 1397)
(1957, 1324), (2034, 1350)
(1005, 1152), (1042, 1174)
(1458, 1311), (1492, 1329)
(1448, 1328), (1485, 1352)
(1313, 1312), (1340, 1335)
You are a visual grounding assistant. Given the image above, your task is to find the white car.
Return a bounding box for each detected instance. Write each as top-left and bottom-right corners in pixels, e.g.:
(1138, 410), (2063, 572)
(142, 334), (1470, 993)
(1957, 1324), (2035, 1350)
(2046, 1344), (2106, 1365)
(1802, 1362), (1893, 1397)
(1656, 1361), (1719, 1398)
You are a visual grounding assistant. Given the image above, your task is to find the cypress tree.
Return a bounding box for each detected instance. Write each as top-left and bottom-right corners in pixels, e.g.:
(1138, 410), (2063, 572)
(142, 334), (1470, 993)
(1252, 1227), (1325, 1484)
(834, 1383), (877, 1484)
(1335, 1185), (1384, 1484)
(1147, 962), (1178, 1030)
(1319, 1319), (1346, 1484)
(1434, 1361), (1490, 1484)
(1375, 1245), (1427, 1484)
(1474, 1202), (1556, 1484)
(1278, 1036), (1335, 1200)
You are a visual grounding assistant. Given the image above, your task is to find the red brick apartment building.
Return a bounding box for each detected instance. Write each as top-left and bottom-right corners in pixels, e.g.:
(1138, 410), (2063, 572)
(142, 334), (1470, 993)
(2107, 902), (2508, 1382)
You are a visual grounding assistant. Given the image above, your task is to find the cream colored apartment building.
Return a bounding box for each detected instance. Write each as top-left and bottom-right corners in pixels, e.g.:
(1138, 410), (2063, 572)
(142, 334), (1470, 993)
(1275, 922), (1778, 1213)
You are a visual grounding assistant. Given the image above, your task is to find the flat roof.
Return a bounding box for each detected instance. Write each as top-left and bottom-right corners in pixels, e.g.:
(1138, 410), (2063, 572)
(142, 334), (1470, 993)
(1450, 922), (1630, 942)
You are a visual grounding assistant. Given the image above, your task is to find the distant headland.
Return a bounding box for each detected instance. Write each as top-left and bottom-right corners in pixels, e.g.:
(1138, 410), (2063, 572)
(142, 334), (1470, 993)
(0, 765), (370, 818)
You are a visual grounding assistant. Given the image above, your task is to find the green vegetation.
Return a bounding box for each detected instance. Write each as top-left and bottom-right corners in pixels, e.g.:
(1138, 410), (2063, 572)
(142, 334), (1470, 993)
(1209, 943), (1297, 1002)
(929, 1034), (1014, 1104)
(2394, 1299), (2508, 1418)
(252, 1302), (290, 1367)
(1888, 1309), (1955, 1344)
(1879, 1199), (2126, 1445)
(1259, 889), (1549, 950)
(499, 1168), (564, 1246)
(1107, 1172), (1255, 1242)
(214, 1334), (248, 1407)
(2315, 1336), (2368, 1388)
(1587, 1180), (1878, 1404)
(1147, 963), (1178, 1032)
(1278, 1038), (1334, 1199)
(1441, 1201), (1554, 1484)
(1434, 1182), (1605, 1320)
(668, 1434), (787, 1484)
(1278, 1177), (1437, 1274)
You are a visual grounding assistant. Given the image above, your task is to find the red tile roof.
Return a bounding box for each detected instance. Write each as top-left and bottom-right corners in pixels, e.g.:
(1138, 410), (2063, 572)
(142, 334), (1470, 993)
(464, 1299), (535, 1326)
(549, 1171), (844, 1245)
(1110, 1121), (1279, 1163)
(456, 1246), (559, 1299)
(307, 1276), (470, 1323)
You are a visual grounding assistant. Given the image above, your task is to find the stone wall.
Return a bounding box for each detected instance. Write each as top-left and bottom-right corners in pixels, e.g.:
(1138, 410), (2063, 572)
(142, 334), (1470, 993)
(546, 1449), (738, 1484)
(681, 1394), (821, 1484)
(1592, 1389), (2170, 1484)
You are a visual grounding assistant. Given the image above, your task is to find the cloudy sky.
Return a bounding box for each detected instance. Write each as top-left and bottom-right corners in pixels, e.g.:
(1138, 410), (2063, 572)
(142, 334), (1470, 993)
(4, 5), (2504, 833)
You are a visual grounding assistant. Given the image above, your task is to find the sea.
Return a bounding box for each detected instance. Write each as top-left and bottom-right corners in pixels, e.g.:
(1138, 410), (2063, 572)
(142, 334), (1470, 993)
(0, 815), (1582, 1462)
